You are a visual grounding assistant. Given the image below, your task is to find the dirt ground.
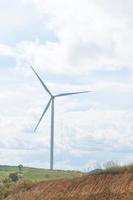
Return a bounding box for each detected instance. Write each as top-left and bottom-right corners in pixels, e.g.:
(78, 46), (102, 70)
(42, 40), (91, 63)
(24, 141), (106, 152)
(5, 173), (133, 200)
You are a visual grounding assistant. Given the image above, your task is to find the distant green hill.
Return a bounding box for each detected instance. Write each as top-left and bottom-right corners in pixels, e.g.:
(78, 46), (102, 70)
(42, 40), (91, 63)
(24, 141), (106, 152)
(0, 165), (83, 181)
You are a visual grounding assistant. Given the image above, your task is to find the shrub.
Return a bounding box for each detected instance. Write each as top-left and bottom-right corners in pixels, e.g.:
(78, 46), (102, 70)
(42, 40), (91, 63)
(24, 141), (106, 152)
(9, 173), (19, 182)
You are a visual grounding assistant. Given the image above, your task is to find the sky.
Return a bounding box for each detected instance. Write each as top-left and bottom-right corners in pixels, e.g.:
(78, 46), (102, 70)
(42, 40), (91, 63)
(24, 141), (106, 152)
(0, 0), (133, 171)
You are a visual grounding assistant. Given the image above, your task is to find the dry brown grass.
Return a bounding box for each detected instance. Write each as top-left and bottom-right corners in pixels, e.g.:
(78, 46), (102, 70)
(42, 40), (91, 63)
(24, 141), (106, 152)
(102, 163), (133, 175)
(4, 173), (133, 200)
(0, 179), (33, 200)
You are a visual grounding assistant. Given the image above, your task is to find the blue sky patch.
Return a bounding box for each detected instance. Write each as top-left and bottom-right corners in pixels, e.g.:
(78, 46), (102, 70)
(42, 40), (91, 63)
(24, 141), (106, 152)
(0, 56), (16, 68)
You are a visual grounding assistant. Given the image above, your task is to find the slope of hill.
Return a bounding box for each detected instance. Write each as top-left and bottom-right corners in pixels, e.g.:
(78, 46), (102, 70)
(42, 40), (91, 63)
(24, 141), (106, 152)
(0, 165), (83, 181)
(4, 173), (133, 200)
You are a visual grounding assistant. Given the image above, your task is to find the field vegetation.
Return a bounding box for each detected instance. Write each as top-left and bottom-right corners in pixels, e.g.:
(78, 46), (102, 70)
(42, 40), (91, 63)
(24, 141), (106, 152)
(0, 165), (83, 199)
(96, 161), (133, 175)
(0, 165), (83, 181)
(0, 178), (33, 200)
(0, 163), (133, 199)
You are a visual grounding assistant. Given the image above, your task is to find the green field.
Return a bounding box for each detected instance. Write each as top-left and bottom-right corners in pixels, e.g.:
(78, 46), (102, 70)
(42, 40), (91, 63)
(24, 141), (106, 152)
(0, 165), (83, 181)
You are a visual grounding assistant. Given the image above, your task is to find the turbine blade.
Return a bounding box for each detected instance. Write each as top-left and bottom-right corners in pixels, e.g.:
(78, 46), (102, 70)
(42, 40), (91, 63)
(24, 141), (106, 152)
(31, 66), (52, 96)
(34, 98), (52, 132)
(55, 91), (91, 97)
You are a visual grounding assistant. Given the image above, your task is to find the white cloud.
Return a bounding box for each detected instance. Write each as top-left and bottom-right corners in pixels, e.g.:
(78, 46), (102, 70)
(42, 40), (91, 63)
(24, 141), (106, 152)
(2, 0), (133, 74)
(0, 44), (15, 56)
(13, 0), (133, 75)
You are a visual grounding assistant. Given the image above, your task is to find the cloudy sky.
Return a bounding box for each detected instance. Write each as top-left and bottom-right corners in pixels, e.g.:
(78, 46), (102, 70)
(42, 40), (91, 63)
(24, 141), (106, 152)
(0, 0), (133, 171)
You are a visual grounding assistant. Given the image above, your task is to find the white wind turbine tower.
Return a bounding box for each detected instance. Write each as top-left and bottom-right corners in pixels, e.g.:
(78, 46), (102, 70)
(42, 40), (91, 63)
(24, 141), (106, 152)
(31, 66), (91, 170)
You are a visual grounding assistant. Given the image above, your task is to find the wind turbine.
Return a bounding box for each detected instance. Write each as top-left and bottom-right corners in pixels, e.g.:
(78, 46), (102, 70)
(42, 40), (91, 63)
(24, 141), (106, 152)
(31, 66), (91, 170)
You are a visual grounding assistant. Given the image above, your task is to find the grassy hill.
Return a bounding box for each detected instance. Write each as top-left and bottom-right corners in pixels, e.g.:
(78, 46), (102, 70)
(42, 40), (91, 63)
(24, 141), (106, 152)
(0, 165), (83, 181)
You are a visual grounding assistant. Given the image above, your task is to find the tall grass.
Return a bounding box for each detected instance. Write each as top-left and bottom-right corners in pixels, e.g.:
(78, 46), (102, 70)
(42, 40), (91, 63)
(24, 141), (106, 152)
(101, 162), (133, 174)
(0, 178), (33, 200)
